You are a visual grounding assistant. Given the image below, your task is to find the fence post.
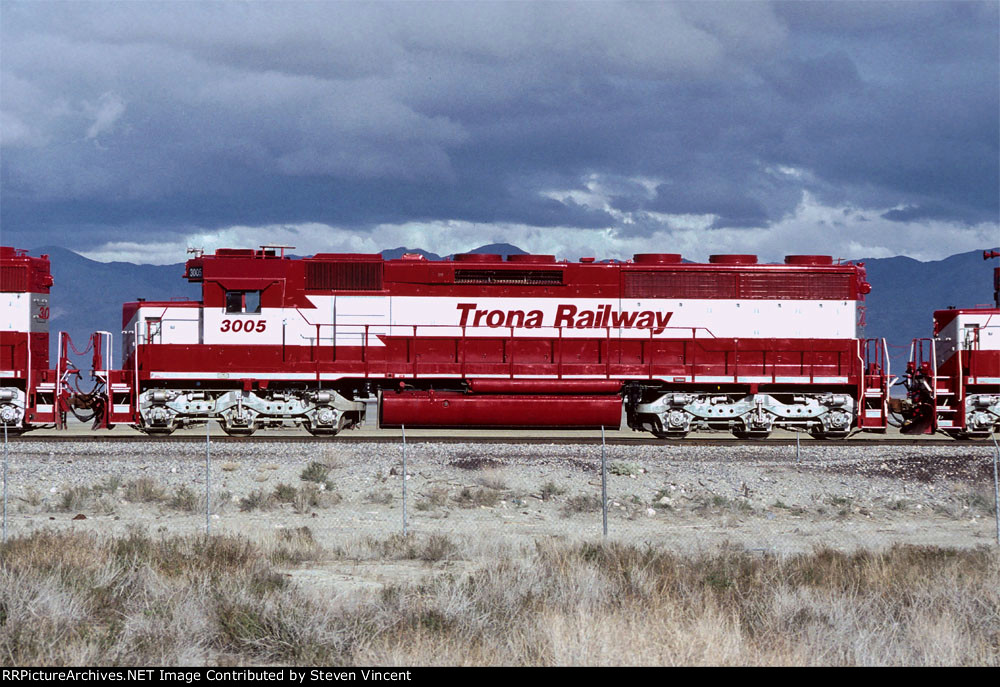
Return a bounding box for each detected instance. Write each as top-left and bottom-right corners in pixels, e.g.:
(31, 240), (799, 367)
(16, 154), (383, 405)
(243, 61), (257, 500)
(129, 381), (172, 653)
(206, 418), (211, 535)
(402, 424), (408, 537)
(601, 425), (608, 538)
(3, 423), (7, 543)
(991, 433), (999, 547)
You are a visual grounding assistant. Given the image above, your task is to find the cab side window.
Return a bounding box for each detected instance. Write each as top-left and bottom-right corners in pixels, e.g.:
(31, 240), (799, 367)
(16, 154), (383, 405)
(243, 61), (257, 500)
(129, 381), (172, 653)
(225, 290), (262, 314)
(245, 290), (261, 313)
(225, 291), (243, 313)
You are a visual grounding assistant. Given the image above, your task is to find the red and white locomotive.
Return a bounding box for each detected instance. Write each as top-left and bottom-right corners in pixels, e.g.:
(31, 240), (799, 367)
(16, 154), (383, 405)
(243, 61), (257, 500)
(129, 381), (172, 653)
(89, 247), (889, 439)
(899, 251), (1000, 439)
(0, 247), (61, 433)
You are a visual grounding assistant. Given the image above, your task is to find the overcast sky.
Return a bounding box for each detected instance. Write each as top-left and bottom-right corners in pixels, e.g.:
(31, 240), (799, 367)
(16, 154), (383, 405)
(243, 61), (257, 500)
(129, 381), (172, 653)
(1, 1), (997, 264)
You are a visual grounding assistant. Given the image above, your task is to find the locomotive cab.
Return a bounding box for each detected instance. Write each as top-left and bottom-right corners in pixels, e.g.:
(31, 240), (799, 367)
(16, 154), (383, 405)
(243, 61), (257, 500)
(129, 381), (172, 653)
(120, 247), (368, 436)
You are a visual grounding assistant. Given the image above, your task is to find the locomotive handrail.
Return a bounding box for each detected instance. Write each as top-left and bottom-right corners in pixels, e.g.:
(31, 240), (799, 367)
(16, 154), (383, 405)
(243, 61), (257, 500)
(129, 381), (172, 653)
(292, 321), (719, 380)
(297, 321), (719, 338)
(909, 337), (939, 406)
(884, 337), (891, 382)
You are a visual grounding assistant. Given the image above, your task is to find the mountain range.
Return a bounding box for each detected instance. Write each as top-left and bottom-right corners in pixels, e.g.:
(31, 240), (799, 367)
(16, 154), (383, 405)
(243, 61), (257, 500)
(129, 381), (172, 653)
(26, 243), (1000, 374)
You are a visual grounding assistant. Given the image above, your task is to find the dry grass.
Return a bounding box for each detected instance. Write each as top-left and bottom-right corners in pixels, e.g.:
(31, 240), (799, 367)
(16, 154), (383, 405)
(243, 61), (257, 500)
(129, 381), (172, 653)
(47, 478), (229, 517)
(539, 481), (567, 501)
(123, 477), (166, 504)
(365, 489), (394, 505)
(335, 533), (460, 563)
(239, 489), (274, 512)
(476, 471), (509, 491)
(454, 487), (501, 508)
(168, 486), (200, 512)
(293, 483), (341, 513)
(1, 529), (997, 666)
(415, 487), (450, 511)
(561, 493), (604, 515)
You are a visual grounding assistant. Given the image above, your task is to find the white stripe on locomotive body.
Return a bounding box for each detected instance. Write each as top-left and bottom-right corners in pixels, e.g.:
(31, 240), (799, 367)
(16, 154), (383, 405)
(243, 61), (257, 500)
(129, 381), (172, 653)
(125, 295), (858, 351)
(388, 297), (857, 340)
(934, 311), (1000, 368)
(1, 292), (49, 334)
(149, 371), (320, 380)
(122, 305), (202, 359)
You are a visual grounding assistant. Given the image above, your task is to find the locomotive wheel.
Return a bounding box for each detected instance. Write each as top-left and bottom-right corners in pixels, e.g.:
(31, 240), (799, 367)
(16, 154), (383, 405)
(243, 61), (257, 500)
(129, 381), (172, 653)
(138, 426), (176, 437)
(649, 418), (687, 440)
(651, 429), (688, 440)
(809, 426), (850, 440)
(303, 416), (345, 437)
(732, 429), (771, 440)
(304, 425), (340, 437)
(732, 422), (770, 440)
(221, 422), (258, 437)
(947, 431), (989, 441)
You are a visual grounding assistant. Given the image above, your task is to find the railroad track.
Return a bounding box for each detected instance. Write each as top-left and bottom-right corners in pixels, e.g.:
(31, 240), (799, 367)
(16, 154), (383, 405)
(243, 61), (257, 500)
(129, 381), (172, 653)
(3, 433), (975, 447)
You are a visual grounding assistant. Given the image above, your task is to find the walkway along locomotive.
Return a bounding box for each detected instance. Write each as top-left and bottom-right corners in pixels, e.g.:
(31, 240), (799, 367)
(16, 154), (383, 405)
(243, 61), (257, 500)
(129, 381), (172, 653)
(81, 247), (890, 439)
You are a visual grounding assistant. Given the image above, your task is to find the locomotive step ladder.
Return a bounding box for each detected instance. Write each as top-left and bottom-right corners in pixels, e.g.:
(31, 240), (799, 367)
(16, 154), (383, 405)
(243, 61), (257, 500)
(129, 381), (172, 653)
(930, 376), (958, 432)
(934, 379), (955, 409)
(934, 379), (954, 395)
(859, 338), (890, 429)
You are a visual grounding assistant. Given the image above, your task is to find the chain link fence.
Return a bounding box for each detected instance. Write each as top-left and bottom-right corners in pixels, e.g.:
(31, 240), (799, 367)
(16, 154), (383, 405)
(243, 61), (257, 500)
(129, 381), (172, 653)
(3, 425), (997, 552)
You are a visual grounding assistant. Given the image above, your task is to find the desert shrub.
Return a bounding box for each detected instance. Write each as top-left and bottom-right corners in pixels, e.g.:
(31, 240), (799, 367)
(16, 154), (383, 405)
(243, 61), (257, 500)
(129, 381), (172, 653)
(271, 483), (299, 504)
(239, 489), (274, 512)
(540, 481), (567, 501)
(300, 462), (330, 484)
(454, 487), (500, 508)
(124, 478), (166, 503)
(168, 486), (200, 512)
(608, 461), (641, 476)
(416, 487), (450, 511)
(59, 486), (92, 512)
(561, 494), (604, 515)
(365, 489), (393, 505)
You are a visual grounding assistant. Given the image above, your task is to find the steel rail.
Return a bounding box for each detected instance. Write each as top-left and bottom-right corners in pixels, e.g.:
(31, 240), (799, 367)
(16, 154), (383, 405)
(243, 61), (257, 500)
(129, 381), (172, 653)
(4, 434), (970, 447)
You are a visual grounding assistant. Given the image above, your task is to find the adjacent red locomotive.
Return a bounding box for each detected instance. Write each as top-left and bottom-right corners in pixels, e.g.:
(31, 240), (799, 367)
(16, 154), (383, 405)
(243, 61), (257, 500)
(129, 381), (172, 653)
(0, 247), (60, 433)
(87, 247), (889, 439)
(899, 251), (1000, 439)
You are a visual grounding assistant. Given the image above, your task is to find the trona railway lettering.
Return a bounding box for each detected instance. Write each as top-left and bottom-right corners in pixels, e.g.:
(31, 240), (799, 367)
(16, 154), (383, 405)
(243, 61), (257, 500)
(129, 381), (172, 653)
(455, 302), (674, 334)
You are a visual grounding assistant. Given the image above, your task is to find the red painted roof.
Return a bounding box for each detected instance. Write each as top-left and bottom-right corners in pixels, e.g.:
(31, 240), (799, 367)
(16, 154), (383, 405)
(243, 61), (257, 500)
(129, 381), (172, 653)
(0, 246), (53, 293)
(181, 249), (873, 307)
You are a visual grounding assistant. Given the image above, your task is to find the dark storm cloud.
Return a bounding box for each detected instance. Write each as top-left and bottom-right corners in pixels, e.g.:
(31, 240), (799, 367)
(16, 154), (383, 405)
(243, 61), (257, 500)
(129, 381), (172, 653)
(0, 1), (996, 254)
